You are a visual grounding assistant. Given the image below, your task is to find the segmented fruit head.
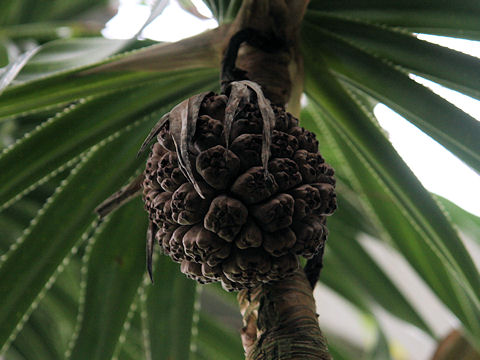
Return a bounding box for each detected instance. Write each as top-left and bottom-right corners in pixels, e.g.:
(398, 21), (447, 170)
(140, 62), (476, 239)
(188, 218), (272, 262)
(141, 81), (336, 291)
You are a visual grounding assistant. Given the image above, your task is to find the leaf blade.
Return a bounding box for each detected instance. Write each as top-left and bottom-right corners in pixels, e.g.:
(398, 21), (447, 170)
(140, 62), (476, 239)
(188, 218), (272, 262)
(143, 256), (198, 360)
(16, 37), (130, 82)
(0, 27), (222, 121)
(305, 11), (480, 101)
(306, 1), (480, 39)
(302, 22), (480, 174)
(302, 46), (480, 344)
(197, 312), (243, 360)
(0, 72), (217, 209)
(68, 198), (148, 360)
(0, 117), (149, 351)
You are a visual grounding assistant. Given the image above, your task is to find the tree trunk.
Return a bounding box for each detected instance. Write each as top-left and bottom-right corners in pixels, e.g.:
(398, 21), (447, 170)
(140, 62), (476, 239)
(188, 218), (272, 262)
(225, 1), (332, 359)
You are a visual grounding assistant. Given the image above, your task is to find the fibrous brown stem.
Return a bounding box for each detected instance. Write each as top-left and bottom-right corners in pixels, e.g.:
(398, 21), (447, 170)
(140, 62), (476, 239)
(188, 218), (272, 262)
(238, 269), (331, 360)
(432, 329), (480, 360)
(226, 0), (309, 107)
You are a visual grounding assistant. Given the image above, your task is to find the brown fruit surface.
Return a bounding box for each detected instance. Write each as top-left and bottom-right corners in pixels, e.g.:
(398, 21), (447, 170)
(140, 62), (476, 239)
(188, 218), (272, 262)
(142, 86), (336, 290)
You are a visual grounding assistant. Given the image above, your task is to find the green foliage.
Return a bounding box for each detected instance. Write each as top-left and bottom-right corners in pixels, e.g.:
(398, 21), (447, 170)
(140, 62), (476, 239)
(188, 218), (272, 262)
(1, 0), (479, 358)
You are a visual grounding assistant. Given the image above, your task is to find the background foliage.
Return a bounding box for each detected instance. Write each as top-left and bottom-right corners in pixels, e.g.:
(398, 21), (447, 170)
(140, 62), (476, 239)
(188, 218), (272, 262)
(0, 0), (479, 359)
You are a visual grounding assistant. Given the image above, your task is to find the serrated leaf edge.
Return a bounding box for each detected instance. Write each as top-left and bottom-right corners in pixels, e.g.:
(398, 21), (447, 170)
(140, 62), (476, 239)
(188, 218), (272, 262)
(64, 219), (105, 359)
(0, 102), (169, 212)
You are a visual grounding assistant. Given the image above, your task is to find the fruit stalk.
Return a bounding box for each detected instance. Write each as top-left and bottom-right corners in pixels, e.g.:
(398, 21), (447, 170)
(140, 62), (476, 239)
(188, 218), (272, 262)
(238, 269), (331, 360)
(227, 1), (332, 358)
